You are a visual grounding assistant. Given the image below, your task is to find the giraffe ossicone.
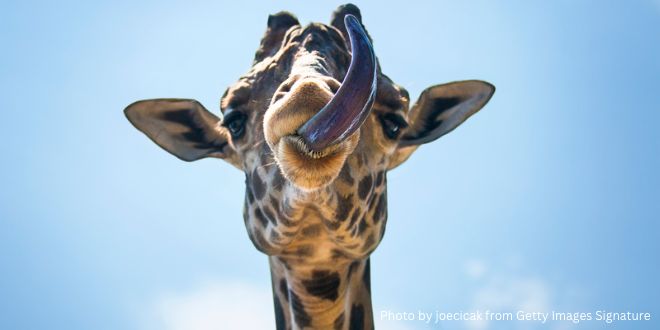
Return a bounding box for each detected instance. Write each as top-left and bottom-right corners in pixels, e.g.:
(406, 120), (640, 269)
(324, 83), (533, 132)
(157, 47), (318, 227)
(124, 4), (494, 329)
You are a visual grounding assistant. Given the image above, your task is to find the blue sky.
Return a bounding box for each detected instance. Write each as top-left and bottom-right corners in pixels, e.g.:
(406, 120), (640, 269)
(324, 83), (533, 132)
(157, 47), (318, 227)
(1, 1), (659, 329)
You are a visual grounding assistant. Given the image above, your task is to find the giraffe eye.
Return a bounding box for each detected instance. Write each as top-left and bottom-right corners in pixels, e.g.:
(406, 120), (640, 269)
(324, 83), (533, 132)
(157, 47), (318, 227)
(222, 110), (247, 139)
(378, 113), (408, 139)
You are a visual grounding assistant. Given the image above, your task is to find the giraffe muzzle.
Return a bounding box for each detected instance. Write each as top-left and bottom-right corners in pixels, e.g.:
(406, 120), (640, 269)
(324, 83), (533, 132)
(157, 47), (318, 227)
(296, 14), (377, 152)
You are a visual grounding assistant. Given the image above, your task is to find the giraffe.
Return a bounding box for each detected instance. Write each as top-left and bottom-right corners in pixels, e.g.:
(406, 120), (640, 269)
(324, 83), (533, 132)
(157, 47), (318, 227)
(124, 4), (494, 329)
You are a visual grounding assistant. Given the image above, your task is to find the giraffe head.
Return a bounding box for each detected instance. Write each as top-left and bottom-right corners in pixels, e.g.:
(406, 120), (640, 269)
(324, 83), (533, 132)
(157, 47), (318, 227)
(125, 4), (493, 262)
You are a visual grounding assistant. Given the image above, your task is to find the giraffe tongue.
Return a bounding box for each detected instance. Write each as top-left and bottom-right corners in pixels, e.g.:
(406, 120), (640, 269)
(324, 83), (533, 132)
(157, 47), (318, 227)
(297, 14), (377, 152)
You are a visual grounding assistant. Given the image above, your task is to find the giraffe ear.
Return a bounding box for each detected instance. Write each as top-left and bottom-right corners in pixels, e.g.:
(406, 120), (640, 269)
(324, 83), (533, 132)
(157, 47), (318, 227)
(124, 99), (240, 166)
(388, 80), (495, 170)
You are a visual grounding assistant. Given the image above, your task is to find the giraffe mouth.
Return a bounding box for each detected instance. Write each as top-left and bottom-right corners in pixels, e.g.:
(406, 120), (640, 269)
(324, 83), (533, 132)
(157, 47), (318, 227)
(274, 133), (358, 190)
(287, 135), (338, 159)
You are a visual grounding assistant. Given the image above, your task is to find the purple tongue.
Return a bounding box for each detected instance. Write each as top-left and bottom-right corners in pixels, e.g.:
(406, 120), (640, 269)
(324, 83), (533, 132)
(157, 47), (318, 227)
(297, 14), (377, 152)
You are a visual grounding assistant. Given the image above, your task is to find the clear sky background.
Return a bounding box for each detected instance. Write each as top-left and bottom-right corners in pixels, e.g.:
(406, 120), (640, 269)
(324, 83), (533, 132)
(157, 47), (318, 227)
(1, 1), (659, 329)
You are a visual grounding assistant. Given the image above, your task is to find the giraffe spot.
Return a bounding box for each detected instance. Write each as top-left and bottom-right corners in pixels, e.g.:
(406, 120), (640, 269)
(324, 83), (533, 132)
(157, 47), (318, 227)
(334, 312), (345, 330)
(279, 279), (289, 302)
(324, 216), (341, 230)
(349, 304), (365, 330)
(338, 165), (354, 185)
(350, 224), (358, 236)
(273, 294), (287, 330)
(266, 204), (293, 227)
(336, 193), (353, 221)
(345, 243), (359, 250)
(363, 259), (371, 294)
(250, 230), (269, 253)
(373, 192), (387, 224)
(278, 257), (292, 270)
(348, 208), (361, 228)
(295, 244), (314, 257)
(269, 193), (280, 206)
(245, 185), (255, 204)
(302, 270), (341, 301)
(357, 175), (373, 200)
(282, 198), (299, 219)
(269, 230), (281, 242)
(301, 224), (321, 237)
(282, 230), (297, 237)
(263, 206), (277, 226)
(254, 207), (268, 227)
(331, 249), (349, 260)
(364, 234), (375, 250)
(358, 216), (368, 235)
(290, 291), (312, 328)
(375, 170), (385, 187)
(251, 168), (266, 200)
(272, 168), (286, 191)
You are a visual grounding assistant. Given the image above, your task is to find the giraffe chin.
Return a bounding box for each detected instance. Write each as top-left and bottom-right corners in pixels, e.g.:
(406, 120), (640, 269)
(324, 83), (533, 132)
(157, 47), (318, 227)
(274, 133), (359, 190)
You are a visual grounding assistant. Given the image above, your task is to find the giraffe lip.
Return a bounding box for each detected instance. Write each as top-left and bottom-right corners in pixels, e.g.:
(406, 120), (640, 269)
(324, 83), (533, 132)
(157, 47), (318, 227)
(284, 135), (337, 159)
(275, 134), (355, 190)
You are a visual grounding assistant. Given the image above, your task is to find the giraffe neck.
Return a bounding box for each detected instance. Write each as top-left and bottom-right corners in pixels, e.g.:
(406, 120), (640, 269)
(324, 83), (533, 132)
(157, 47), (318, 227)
(269, 256), (374, 330)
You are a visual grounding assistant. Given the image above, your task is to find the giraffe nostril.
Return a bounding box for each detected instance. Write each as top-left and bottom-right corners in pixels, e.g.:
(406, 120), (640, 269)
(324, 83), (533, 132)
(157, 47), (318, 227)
(272, 92), (285, 104)
(271, 77), (339, 108)
(271, 81), (295, 104)
(280, 83), (292, 93)
(326, 79), (340, 94)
